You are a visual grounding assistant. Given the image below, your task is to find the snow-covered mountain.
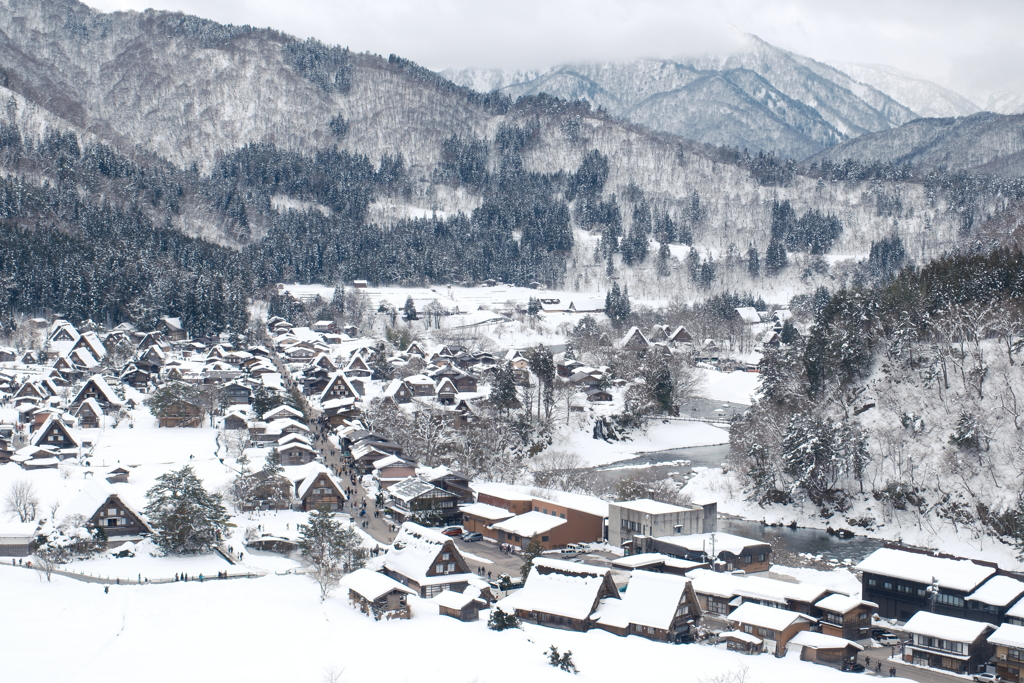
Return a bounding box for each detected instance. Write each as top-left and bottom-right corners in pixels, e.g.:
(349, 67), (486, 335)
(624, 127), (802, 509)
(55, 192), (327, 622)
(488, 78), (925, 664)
(830, 62), (980, 119)
(444, 35), (919, 159)
(809, 112), (1024, 177)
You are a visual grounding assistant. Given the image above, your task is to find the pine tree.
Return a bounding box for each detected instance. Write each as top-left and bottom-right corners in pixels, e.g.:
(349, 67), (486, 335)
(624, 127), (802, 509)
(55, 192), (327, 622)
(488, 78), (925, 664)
(520, 537), (544, 579)
(144, 465), (229, 555)
(764, 236), (788, 276)
(490, 362), (519, 414)
(657, 242), (671, 277)
(298, 506), (364, 600)
(403, 296), (418, 321)
(487, 607), (521, 631)
(747, 246), (760, 278)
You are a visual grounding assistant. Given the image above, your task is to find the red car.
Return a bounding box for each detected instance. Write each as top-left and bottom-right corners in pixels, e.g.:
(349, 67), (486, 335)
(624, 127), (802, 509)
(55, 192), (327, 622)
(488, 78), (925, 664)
(440, 526), (465, 537)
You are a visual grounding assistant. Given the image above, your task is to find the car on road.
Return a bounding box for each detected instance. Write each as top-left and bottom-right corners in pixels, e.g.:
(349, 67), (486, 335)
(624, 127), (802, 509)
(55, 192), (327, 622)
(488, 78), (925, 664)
(461, 532), (483, 542)
(972, 674), (1001, 683)
(872, 630), (900, 646)
(440, 526), (465, 537)
(843, 663), (865, 674)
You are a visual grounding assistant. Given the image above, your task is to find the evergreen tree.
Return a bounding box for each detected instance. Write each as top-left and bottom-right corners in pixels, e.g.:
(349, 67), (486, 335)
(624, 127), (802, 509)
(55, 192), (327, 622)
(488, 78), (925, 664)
(403, 296), (418, 321)
(747, 246), (760, 278)
(657, 242), (671, 277)
(298, 506), (364, 600)
(144, 465), (229, 555)
(490, 362), (519, 414)
(764, 236), (788, 276)
(520, 537), (544, 579)
(487, 607), (521, 631)
(527, 297), (541, 316)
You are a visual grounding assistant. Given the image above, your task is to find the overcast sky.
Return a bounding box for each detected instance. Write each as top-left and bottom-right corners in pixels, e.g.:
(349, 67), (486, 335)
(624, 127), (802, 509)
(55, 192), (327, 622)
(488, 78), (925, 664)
(85, 0), (1024, 101)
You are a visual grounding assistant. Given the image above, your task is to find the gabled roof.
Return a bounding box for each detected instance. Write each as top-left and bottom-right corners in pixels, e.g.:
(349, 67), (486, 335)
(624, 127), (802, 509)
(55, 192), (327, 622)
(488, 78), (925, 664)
(262, 404), (304, 421)
(72, 374), (123, 407)
(903, 611), (994, 643)
(594, 570), (695, 630)
(491, 511), (567, 537)
(383, 379), (411, 398)
(855, 548), (996, 593)
(388, 477), (443, 503)
(297, 465), (346, 499)
(727, 602), (809, 631)
(63, 480), (150, 533)
(31, 416), (79, 449)
(344, 568), (415, 601)
(966, 575), (1024, 607)
(383, 522), (468, 585)
(497, 558), (614, 621)
(73, 397), (104, 418)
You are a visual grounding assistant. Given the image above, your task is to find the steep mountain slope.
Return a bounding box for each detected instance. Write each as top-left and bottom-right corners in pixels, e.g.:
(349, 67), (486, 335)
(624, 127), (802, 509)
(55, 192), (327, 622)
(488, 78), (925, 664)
(808, 112), (1024, 177)
(0, 0), (1015, 328)
(445, 35), (918, 158)
(832, 62), (980, 119)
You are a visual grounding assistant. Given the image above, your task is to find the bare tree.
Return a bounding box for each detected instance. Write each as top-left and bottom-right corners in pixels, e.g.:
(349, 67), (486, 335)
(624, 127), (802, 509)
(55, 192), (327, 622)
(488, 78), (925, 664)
(530, 450), (596, 495)
(4, 480), (39, 522)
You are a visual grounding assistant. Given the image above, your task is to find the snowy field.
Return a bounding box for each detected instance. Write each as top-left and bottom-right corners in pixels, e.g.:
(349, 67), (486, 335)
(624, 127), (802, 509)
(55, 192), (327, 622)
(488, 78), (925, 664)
(550, 420), (729, 467)
(0, 565), (870, 683)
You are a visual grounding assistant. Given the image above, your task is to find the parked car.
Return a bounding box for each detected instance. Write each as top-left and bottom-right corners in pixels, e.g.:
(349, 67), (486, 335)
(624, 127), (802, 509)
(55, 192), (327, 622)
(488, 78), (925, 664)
(872, 630), (900, 646)
(440, 526), (465, 537)
(461, 532), (483, 542)
(973, 674), (1002, 683)
(844, 663), (865, 674)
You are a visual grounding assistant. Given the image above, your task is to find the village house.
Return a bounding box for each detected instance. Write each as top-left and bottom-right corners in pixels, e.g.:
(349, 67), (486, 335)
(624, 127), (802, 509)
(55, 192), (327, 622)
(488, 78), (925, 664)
(381, 522), (475, 598)
(373, 455), (418, 489)
(155, 400), (203, 428)
(856, 546), (997, 622)
(158, 317), (187, 341)
(31, 417), (79, 457)
(902, 611), (995, 676)
(472, 484), (606, 550)
(296, 465), (346, 511)
(620, 326), (649, 350)
(726, 602), (812, 657)
(73, 398), (103, 429)
(64, 480), (151, 542)
(593, 570), (702, 643)
(0, 522), (37, 557)
(789, 631), (864, 670)
(609, 499), (717, 549)
(816, 593), (877, 641)
(382, 378), (413, 404)
(988, 623), (1024, 682)
(278, 438), (317, 466)
(634, 532), (771, 573)
(687, 568), (835, 620)
(70, 375), (123, 415)
(345, 568), (414, 620)
(385, 478), (461, 527)
(498, 558), (620, 632)
(223, 411), (249, 431)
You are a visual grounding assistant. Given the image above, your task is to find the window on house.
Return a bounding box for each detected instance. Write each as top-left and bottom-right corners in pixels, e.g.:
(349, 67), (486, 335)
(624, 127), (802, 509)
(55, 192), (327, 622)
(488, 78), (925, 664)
(742, 555), (752, 564)
(435, 564), (444, 573)
(867, 578), (877, 587)
(541, 536), (549, 542)
(107, 508), (117, 515)
(883, 581), (893, 590)
(757, 553), (766, 562)
(447, 563), (455, 572)
(442, 553), (450, 560)
(560, 513), (565, 519)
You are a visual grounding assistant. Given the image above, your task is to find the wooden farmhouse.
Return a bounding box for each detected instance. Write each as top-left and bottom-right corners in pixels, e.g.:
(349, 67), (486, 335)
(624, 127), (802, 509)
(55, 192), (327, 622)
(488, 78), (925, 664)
(156, 400), (202, 428)
(989, 623), (1024, 682)
(497, 557), (620, 632)
(70, 375), (123, 414)
(620, 326), (649, 350)
(434, 589), (484, 622)
(296, 466), (347, 511)
(726, 602), (812, 657)
(789, 631), (864, 670)
(64, 480), (151, 542)
(815, 594), (877, 641)
(902, 611), (995, 675)
(345, 568), (414, 620)
(593, 570), (702, 643)
(381, 522), (475, 598)
(31, 417), (79, 455)
(73, 398), (103, 429)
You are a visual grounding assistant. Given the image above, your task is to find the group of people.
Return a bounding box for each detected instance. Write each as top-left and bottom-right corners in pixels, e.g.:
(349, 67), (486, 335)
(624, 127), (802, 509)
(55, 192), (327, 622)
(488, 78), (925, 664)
(499, 543), (517, 555)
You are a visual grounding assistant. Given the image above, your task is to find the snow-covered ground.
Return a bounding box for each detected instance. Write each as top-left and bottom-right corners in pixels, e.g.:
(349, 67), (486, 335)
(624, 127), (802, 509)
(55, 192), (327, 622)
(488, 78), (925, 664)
(550, 420), (729, 467)
(0, 565), (872, 683)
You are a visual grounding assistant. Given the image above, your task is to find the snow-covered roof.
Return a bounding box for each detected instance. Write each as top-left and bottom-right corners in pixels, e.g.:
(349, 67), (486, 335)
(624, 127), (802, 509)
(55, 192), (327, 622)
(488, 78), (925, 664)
(0, 521), (38, 539)
(855, 548), (996, 592)
(264, 418), (310, 435)
(688, 568), (829, 605)
(343, 568), (415, 601)
(471, 482), (533, 502)
(373, 454), (408, 470)
(903, 611), (994, 643)
(277, 433), (311, 447)
(727, 602), (809, 631)
(471, 481), (609, 518)
(720, 630), (762, 645)
(594, 570), (693, 630)
(262, 404), (304, 421)
(735, 307), (761, 324)
(1008, 596), (1024, 620)
(388, 477), (441, 502)
(433, 589), (478, 611)
(610, 553), (672, 569)
(497, 559), (613, 621)
(63, 480), (146, 526)
(297, 465), (345, 499)
(815, 593), (877, 614)
(490, 511), (567, 537)
(966, 575), (1024, 607)
(75, 374), (122, 406)
(789, 631), (863, 651)
(614, 499), (691, 515)
(989, 623), (1024, 649)
(383, 522), (471, 585)
(655, 532), (768, 557)
(459, 502), (515, 522)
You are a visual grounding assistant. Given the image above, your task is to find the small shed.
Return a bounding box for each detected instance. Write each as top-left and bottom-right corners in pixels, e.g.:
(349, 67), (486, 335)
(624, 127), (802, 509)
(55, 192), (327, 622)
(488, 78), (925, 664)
(433, 589), (482, 622)
(789, 630), (863, 670)
(0, 522), (37, 557)
(345, 568), (414, 620)
(721, 630), (764, 654)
